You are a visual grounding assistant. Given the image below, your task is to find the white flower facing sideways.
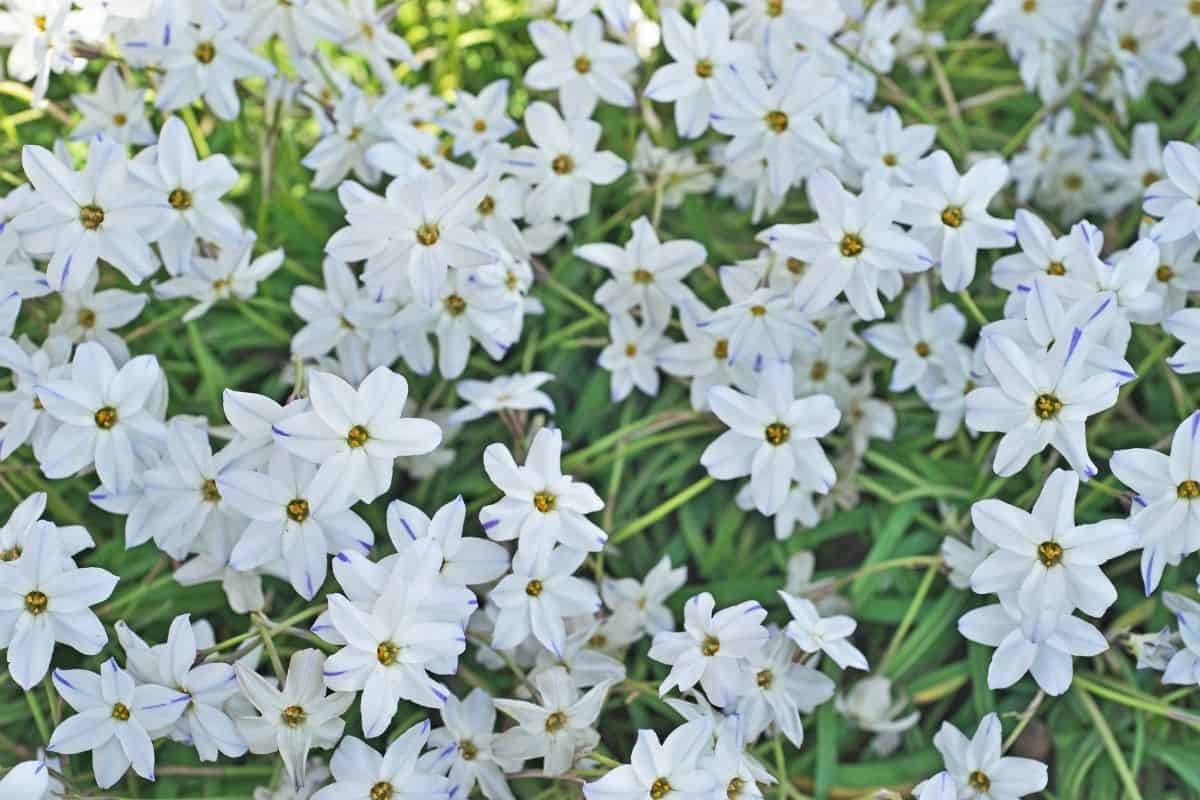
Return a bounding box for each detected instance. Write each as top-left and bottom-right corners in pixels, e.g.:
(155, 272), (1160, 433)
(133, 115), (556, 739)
(899, 150), (1014, 292)
(449, 370), (555, 425)
(116, 614), (246, 762)
(34, 340), (166, 490)
(779, 590), (869, 671)
(701, 363), (840, 516)
(581, 717), (716, 800)
(236, 649), (355, 790)
(48, 658), (190, 788)
(759, 169), (932, 321)
(0, 527), (116, 689)
(965, 328), (1118, 478)
(920, 712), (1048, 800)
(1111, 410), (1200, 594)
(272, 366), (442, 504)
(480, 426), (607, 557)
(601, 554), (687, 636)
(970, 469), (1131, 639)
(493, 666), (613, 776)
(313, 722), (455, 800)
(648, 591), (769, 707)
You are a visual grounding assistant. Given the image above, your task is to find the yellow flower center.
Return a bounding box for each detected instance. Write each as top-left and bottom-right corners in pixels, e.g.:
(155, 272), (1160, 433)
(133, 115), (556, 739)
(1178, 480), (1200, 499)
(1046, 260), (1066, 276)
(201, 478), (220, 503)
(376, 640), (400, 666)
(882, 153), (898, 166)
(941, 205), (964, 228)
(624, 343), (638, 357)
(0, 545), (22, 562)
(701, 635), (720, 656)
(280, 704), (307, 727)
(80, 205), (105, 230)
(473, 118), (488, 133)
(695, 59), (714, 78)
(533, 491), (556, 513)
(915, 341), (931, 357)
(94, 406), (119, 429)
(416, 223), (441, 246)
(194, 41), (216, 64)
(1033, 393), (1062, 420)
(755, 669), (773, 689)
(477, 195), (495, 216)
(839, 233), (864, 258)
(968, 770), (991, 792)
(346, 425), (370, 448)
(525, 579), (544, 597)
(1144, 170), (1162, 186)
(1119, 35), (1139, 53)
(113, 112), (127, 127)
(287, 498), (310, 522)
(810, 360), (828, 381)
(369, 783), (393, 800)
(713, 339), (729, 360)
(765, 0), (783, 16)
(78, 308), (96, 329)
(544, 710), (568, 732)
(651, 778), (673, 799)
(786, 257), (806, 275)
(1063, 173), (1083, 191)
(459, 739), (478, 760)
(111, 702), (131, 721)
(552, 154), (574, 175)
(443, 294), (467, 316)
(749, 305), (767, 317)
(24, 590), (48, 615)
(1037, 540), (1063, 567)
(727, 777), (746, 798)
(764, 110), (789, 133)
(1157, 264), (1174, 283)
(34, 15), (47, 31)
(169, 188), (192, 210)
(765, 422), (790, 446)
(574, 55), (591, 73)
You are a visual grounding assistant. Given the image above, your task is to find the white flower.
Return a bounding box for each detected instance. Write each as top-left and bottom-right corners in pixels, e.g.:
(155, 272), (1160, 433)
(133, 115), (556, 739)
(597, 314), (669, 402)
(15, 139), (166, 291)
(931, 712), (1048, 799)
(0, 528), (115, 689)
(272, 367), (442, 504)
(659, 300), (752, 412)
(863, 278), (964, 391)
(70, 62), (155, 145)
(321, 569), (467, 736)
(964, 330), (1118, 478)
(0, 490), (91, 563)
(131, 115), (242, 270)
(430, 265), (520, 379)
(504, 101), (626, 224)
(1111, 410), (1200, 594)
(644, 3), (759, 138)
(35, 340), (166, 488)
(1144, 141), (1200, 242)
(970, 469), (1130, 638)
(601, 555), (687, 636)
(899, 151), (1014, 292)
(220, 448), (373, 600)
(155, 231), (284, 321)
(759, 169), (931, 320)
(710, 63), (840, 198)
(341, 0), (416, 85)
(1163, 602), (1200, 686)
(490, 543), (600, 657)
(480, 426), (607, 558)
(313, 723), (454, 800)
(958, 600), (1107, 695)
(524, 14), (637, 119)
(115, 614), (246, 761)
(834, 675), (919, 755)
(427, 688), (518, 800)
(736, 631), (835, 747)
(155, 14), (275, 120)
(778, 591), (868, 670)
(290, 257), (372, 365)
(578, 216), (704, 327)
(236, 649), (355, 790)
(386, 496), (510, 586)
(990, 209), (1091, 305)
(647, 591), (768, 706)
(698, 268), (815, 369)
(0, 758), (51, 798)
(0, 334), (71, 462)
(449, 371), (555, 425)
(49, 270), (147, 363)
(441, 79), (517, 158)
(581, 718), (716, 800)
(493, 666), (613, 775)
(943, 529), (995, 591)
(701, 363), (840, 515)
(913, 773), (959, 800)
(848, 106), (935, 185)
(48, 658), (190, 788)
(302, 88), (386, 191)
(243, 0), (348, 57)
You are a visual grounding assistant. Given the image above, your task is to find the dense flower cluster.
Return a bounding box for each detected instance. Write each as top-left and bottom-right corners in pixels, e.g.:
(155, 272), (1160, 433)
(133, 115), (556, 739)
(2, 0), (1200, 798)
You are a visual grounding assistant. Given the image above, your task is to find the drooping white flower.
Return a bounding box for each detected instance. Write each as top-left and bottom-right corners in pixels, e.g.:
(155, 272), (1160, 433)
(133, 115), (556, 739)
(480, 426), (607, 558)
(778, 590), (868, 671)
(48, 658), (190, 788)
(647, 591), (768, 707)
(493, 666), (613, 775)
(272, 367), (442, 504)
(236, 649), (355, 790)
(701, 363), (840, 515)
(834, 675), (919, 755)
